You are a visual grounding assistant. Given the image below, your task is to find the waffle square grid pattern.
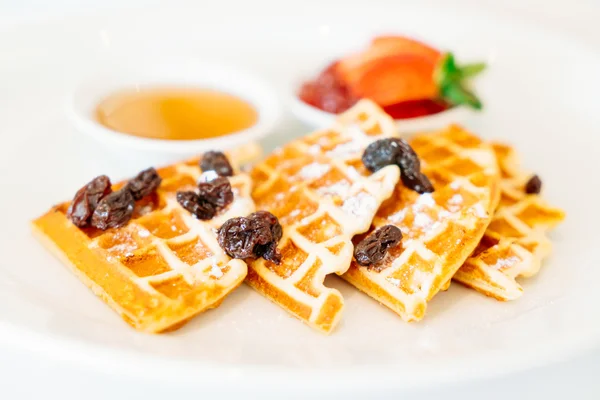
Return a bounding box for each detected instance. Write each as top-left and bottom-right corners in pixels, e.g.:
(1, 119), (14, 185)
(33, 159), (254, 333)
(247, 100), (401, 334)
(453, 143), (565, 300)
(342, 125), (500, 322)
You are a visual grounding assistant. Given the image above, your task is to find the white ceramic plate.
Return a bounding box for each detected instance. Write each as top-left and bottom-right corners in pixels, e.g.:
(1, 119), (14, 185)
(1, 2), (599, 397)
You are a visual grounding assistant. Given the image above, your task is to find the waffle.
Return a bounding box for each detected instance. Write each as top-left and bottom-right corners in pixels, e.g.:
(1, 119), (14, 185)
(453, 143), (565, 300)
(247, 100), (401, 333)
(342, 125), (500, 321)
(31, 151), (257, 333)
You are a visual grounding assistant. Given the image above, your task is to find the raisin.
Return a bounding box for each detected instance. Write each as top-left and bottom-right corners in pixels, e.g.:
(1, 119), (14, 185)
(401, 172), (434, 194)
(176, 191), (216, 220)
(248, 211), (283, 263)
(362, 138), (420, 175)
(354, 225), (403, 267)
(200, 151), (234, 177)
(257, 241), (282, 265)
(249, 211), (283, 242)
(91, 189), (135, 230)
(362, 138), (434, 193)
(218, 217), (269, 259)
(66, 175), (112, 227)
(197, 177), (233, 209)
(217, 211), (282, 264)
(525, 174), (542, 194)
(125, 167), (162, 200)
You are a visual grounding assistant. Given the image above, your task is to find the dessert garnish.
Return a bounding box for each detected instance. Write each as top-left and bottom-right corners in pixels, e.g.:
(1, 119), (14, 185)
(299, 35), (486, 118)
(198, 176), (233, 208)
(354, 225), (403, 269)
(125, 167), (162, 200)
(176, 175), (234, 220)
(362, 138), (434, 193)
(217, 211), (282, 264)
(176, 191), (216, 220)
(525, 174), (542, 194)
(91, 189), (135, 230)
(67, 167), (162, 230)
(66, 175), (112, 227)
(200, 151), (234, 177)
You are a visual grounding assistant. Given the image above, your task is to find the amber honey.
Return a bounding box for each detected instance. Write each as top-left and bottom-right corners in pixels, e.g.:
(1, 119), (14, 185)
(96, 87), (258, 140)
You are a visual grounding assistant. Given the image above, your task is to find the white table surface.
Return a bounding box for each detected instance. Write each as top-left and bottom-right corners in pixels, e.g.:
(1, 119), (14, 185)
(0, 1), (599, 398)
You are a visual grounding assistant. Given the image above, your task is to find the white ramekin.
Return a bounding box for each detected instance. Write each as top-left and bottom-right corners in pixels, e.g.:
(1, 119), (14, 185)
(66, 58), (281, 167)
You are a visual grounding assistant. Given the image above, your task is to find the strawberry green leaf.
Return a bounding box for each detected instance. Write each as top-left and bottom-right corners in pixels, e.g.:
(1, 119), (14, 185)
(440, 82), (482, 110)
(459, 62), (486, 78)
(435, 52), (486, 109)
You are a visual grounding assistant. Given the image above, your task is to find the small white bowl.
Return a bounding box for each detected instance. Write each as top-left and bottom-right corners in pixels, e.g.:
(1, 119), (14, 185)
(290, 79), (473, 135)
(67, 59), (281, 167)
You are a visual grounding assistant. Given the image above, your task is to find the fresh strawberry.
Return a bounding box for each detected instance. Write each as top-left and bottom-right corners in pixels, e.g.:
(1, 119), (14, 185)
(347, 54), (438, 106)
(337, 35), (440, 85)
(371, 35), (441, 62)
(344, 51), (486, 109)
(383, 99), (449, 119)
(298, 62), (357, 113)
(307, 36), (487, 114)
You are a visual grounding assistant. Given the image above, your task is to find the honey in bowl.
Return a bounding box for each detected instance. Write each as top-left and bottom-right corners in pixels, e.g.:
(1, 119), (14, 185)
(96, 87), (258, 140)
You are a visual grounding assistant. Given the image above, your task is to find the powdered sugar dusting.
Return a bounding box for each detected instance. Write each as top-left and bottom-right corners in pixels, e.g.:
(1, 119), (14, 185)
(298, 162), (330, 180)
(472, 203), (487, 218)
(389, 208), (407, 223)
(387, 277), (401, 287)
(318, 181), (351, 198)
(209, 263), (224, 278)
(414, 213), (433, 229)
(449, 194), (463, 205)
(107, 242), (137, 256)
(439, 210), (452, 219)
(307, 144), (321, 155)
(199, 170), (219, 183)
(492, 256), (520, 270)
(326, 140), (363, 158)
(342, 192), (377, 217)
(416, 193), (435, 208)
(346, 123), (367, 139)
(430, 221), (442, 232)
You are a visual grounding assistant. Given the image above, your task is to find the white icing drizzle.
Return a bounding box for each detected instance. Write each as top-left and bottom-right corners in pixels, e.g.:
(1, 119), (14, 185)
(342, 192), (377, 217)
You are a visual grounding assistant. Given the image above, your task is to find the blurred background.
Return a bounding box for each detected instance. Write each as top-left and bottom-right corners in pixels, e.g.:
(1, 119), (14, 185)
(1, 0), (600, 45)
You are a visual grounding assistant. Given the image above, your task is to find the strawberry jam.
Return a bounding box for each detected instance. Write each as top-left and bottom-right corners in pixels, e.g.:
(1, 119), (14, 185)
(299, 63), (450, 119)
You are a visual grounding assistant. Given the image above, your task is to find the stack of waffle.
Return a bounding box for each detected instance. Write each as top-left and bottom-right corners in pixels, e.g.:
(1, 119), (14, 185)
(32, 100), (564, 333)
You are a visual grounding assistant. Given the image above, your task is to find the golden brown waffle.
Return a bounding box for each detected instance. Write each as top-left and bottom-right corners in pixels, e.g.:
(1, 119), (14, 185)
(453, 143), (565, 300)
(342, 125), (500, 321)
(32, 153), (256, 333)
(247, 100), (401, 333)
